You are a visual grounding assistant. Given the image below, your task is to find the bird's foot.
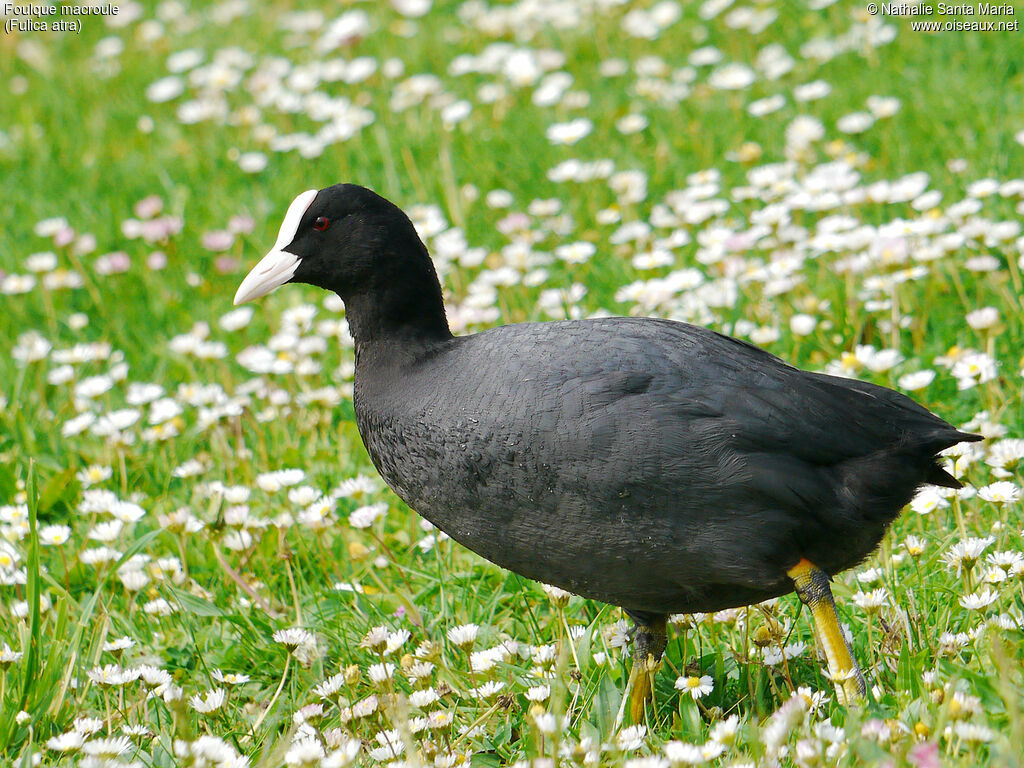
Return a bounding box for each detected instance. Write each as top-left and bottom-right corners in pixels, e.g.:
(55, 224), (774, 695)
(829, 665), (867, 706)
(628, 653), (662, 723)
(624, 613), (668, 723)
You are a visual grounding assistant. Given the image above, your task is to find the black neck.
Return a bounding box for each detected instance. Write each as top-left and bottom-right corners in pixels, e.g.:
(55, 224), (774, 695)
(341, 265), (452, 348)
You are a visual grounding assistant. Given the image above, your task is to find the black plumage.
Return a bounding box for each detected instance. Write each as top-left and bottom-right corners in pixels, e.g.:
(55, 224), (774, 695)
(235, 183), (981, 709)
(355, 317), (967, 614)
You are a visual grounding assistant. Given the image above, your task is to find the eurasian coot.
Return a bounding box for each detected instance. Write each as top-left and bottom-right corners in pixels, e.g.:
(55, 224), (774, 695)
(235, 183), (980, 715)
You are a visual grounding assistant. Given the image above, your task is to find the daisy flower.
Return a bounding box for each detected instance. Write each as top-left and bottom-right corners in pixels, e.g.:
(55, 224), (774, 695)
(674, 674), (714, 699)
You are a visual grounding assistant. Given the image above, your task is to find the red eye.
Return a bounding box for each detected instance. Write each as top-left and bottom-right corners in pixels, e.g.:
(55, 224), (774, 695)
(313, 216), (329, 231)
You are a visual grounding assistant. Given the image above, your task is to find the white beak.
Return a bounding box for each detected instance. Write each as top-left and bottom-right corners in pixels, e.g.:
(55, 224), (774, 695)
(234, 189), (318, 305)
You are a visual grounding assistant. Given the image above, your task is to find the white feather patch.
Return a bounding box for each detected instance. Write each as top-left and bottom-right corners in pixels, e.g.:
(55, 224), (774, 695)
(272, 189), (318, 251)
(233, 188), (319, 305)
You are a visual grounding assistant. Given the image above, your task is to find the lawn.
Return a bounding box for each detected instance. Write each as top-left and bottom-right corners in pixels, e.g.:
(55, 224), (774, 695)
(1, 0), (1023, 766)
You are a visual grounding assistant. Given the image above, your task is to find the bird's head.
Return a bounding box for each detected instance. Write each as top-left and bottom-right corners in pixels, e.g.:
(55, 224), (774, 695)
(234, 183), (426, 305)
(234, 183), (450, 342)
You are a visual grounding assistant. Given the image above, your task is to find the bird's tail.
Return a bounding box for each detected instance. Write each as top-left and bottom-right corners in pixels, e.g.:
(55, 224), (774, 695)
(921, 429), (983, 488)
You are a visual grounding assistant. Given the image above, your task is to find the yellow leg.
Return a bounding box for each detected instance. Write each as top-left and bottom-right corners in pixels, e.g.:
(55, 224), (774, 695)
(616, 615), (667, 724)
(787, 559), (866, 705)
(628, 651), (661, 724)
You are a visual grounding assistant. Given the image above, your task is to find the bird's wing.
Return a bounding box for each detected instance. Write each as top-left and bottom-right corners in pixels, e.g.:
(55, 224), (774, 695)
(619, 318), (967, 462)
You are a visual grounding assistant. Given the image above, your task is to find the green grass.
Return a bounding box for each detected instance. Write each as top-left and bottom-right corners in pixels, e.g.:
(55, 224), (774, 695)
(1, 1), (1023, 766)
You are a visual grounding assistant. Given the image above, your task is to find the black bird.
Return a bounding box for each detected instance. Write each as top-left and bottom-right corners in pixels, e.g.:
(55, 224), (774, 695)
(235, 184), (980, 716)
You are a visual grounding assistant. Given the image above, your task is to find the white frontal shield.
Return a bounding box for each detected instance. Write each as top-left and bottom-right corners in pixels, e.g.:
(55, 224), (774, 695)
(234, 189), (318, 305)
